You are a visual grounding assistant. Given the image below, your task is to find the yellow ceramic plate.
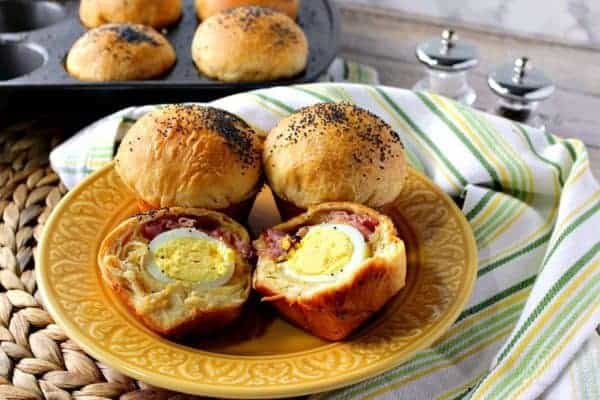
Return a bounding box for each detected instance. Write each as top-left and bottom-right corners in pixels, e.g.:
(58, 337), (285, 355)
(37, 164), (477, 399)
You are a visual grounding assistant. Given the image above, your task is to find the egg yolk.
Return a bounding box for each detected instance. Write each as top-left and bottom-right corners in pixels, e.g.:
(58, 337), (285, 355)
(286, 227), (354, 276)
(153, 237), (235, 282)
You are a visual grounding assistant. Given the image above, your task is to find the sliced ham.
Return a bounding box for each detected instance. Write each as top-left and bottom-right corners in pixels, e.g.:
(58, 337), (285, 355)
(257, 229), (289, 260)
(140, 214), (219, 240)
(211, 228), (254, 260)
(258, 211), (379, 260)
(323, 211), (379, 239)
(140, 213), (251, 259)
(177, 217), (196, 228)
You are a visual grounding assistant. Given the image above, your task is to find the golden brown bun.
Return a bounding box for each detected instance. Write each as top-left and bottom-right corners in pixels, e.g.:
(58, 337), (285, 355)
(253, 202), (406, 340)
(115, 105), (263, 211)
(98, 207), (252, 337)
(195, 0), (299, 20)
(80, 0), (182, 28)
(66, 24), (176, 81)
(264, 102), (408, 209)
(191, 7), (308, 82)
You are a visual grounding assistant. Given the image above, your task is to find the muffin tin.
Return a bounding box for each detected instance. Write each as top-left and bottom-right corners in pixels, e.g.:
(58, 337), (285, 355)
(0, 0), (339, 100)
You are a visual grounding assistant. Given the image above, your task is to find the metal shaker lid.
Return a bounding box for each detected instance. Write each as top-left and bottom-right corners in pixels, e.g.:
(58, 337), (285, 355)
(416, 29), (479, 72)
(488, 57), (554, 103)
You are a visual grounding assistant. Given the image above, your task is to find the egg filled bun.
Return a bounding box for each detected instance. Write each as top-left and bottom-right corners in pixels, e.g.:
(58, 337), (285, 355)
(264, 102), (408, 217)
(80, 0), (182, 29)
(253, 202), (406, 341)
(195, 0), (299, 20)
(115, 105), (263, 218)
(66, 24), (176, 81)
(98, 207), (253, 337)
(191, 7), (308, 82)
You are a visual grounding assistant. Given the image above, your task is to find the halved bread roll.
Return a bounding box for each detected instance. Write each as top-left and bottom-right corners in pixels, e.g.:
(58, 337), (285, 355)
(253, 202), (406, 340)
(98, 207), (252, 337)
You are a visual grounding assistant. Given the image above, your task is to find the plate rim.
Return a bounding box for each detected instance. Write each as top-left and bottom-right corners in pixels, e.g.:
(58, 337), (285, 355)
(37, 163), (477, 399)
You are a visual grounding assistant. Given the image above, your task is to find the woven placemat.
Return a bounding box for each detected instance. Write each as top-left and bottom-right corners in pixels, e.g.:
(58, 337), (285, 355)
(0, 122), (204, 400)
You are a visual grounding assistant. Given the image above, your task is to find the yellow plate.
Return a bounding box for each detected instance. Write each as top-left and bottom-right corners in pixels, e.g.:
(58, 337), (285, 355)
(37, 164), (477, 399)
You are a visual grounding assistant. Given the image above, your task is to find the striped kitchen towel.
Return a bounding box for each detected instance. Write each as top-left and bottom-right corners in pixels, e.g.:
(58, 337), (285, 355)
(50, 83), (599, 400)
(541, 334), (600, 399)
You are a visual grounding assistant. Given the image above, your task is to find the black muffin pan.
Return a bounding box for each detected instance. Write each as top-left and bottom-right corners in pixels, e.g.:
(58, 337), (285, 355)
(0, 0), (340, 107)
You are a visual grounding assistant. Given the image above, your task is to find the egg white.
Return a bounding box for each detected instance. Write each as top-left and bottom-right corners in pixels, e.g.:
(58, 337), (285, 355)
(145, 228), (235, 289)
(281, 224), (368, 283)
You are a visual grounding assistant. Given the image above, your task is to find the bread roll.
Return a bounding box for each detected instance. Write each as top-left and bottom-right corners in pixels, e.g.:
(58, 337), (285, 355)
(66, 24), (176, 81)
(80, 0), (182, 28)
(115, 105), (263, 213)
(253, 202), (406, 340)
(191, 6), (308, 82)
(264, 102), (408, 212)
(98, 208), (253, 337)
(195, 0), (299, 20)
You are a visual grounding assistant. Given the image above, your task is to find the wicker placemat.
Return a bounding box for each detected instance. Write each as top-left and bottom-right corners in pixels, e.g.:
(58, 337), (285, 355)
(0, 122), (202, 400)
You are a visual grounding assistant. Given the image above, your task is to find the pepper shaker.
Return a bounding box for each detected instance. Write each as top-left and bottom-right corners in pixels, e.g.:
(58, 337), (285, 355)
(488, 57), (554, 129)
(414, 29), (478, 105)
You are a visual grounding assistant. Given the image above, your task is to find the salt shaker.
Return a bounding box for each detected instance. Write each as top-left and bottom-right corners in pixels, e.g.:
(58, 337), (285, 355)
(414, 29), (478, 105)
(488, 57), (554, 129)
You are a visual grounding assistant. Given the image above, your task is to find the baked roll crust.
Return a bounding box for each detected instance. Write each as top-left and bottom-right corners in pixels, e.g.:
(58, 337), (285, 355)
(80, 0), (182, 28)
(191, 6), (308, 82)
(264, 102), (408, 210)
(66, 24), (176, 81)
(195, 0), (299, 20)
(253, 202), (406, 340)
(114, 105), (263, 213)
(98, 207), (253, 337)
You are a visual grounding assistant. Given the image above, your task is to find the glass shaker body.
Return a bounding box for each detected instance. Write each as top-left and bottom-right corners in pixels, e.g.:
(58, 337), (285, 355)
(488, 57), (554, 131)
(414, 69), (476, 106)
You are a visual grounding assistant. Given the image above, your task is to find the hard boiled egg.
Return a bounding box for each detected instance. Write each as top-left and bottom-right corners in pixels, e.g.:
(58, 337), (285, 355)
(146, 228), (235, 289)
(282, 224), (369, 283)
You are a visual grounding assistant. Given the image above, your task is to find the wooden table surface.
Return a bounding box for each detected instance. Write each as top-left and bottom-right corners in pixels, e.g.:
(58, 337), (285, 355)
(337, 3), (600, 179)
